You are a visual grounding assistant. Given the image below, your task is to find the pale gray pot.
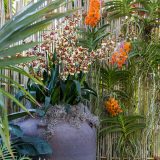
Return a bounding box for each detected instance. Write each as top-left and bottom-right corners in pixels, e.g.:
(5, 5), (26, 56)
(18, 118), (97, 160)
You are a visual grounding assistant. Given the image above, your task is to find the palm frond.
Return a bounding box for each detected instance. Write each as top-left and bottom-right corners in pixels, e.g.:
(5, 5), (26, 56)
(0, 42), (39, 57)
(0, 0), (76, 52)
(0, 93), (13, 158)
(0, 0), (76, 157)
(0, 143), (16, 160)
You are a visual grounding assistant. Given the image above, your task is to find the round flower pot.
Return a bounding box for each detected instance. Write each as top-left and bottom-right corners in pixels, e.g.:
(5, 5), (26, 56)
(17, 104), (98, 160)
(18, 118), (97, 160)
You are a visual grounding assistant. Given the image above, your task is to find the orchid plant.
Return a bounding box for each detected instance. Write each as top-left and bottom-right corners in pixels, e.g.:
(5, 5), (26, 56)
(16, 15), (111, 114)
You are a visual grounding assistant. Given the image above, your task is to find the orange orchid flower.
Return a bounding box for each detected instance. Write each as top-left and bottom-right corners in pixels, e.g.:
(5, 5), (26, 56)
(85, 0), (101, 27)
(104, 97), (123, 117)
(110, 42), (131, 68)
(123, 42), (131, 53)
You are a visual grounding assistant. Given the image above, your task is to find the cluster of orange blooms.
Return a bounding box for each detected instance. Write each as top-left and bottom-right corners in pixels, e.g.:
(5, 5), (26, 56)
(110, 42), (131, 68)
(85, 0), (101, 27)
(104, 97), (123, 117)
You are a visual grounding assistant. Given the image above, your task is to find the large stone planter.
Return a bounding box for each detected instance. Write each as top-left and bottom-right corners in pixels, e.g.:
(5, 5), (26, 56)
(50, 122), (96, 160)
(18, 104), (98, 160)
(18, 119), (96, 160)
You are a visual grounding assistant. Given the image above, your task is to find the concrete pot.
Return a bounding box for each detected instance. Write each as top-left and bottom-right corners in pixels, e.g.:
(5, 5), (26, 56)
(18, 118), (97, 160)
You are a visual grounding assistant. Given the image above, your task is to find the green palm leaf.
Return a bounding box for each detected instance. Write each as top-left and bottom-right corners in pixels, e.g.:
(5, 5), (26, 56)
(0, 42), (39, 57)
(0, 143), (16, 160)
(0, 0), (76, 51)
(0, 74), (39, 106)
(0, 88), (31, 116)
(0, 56), (37, 66)
(0, 66), (43, 86)
(0, 0), (77, 157)
(0, 93), (14, 158)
